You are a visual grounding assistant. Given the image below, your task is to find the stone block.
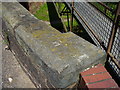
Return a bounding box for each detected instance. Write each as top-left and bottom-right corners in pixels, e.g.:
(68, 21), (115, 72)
(2, 2), (106, 88)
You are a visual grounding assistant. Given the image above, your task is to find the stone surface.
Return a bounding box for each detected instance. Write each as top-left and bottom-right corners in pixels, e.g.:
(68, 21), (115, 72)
(2, 38), (36, 88)
(1, 20), (35, 88)
(2, 2), (106, 88)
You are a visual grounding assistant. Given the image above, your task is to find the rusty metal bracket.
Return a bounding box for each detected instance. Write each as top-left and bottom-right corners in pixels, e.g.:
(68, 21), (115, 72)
(106, 2), (120, 69)
(107, 2), (120, 54)
(70, 1), (74, 32)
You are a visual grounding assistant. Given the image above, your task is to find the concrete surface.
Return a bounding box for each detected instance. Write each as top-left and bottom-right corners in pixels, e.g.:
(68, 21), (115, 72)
(1, 32), (35, 88)
(2, 2), (106, 88)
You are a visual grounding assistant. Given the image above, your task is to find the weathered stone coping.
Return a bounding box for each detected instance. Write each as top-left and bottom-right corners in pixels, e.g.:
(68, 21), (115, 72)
(2, 2), (106, 88)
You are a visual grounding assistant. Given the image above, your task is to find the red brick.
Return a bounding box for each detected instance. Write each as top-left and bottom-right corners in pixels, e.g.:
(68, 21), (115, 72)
(107, 88), (120, 90)
(95, 64), (103, 67)
(87, 79), (119, 88)
(79, 64), (105, 88)
(79, 64), (119, 89)
(82, 72), (112, 84)
(81, 65), (106, 76)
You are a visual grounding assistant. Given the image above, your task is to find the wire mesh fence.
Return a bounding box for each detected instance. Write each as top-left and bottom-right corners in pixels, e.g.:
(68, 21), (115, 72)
(109, 26), (120, 77)
(65, 2), (120, 82)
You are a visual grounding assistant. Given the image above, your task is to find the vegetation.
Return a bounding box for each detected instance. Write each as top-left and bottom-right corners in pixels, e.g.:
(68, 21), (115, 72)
(34, 2), (79, 32)
(91, 2), (118, 20)
(34, 3), (67, 21)
(34, 3), (49, 21)
(33, 2), (119, 44)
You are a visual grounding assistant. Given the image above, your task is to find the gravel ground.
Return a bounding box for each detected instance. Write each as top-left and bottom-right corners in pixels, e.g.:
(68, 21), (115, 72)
(1, 34), (35, 88)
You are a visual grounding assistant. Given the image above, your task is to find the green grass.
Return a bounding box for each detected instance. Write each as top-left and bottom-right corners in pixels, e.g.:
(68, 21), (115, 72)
(34, 2), (118, 22)
(34, 2), (78, 26)
(64, 18), (79, 27)
(33, 2), (96, 43)
(34, 2), (67, 21)
(34, 3), (49, 21)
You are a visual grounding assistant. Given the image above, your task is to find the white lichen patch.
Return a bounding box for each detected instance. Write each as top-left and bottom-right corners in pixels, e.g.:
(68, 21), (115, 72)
(8, 77), (13, 83)
(58, 64), (69, 74)
(77, 54), (89, 63)
(20, 14), (26, 17)
(92, 65), (95, 68)
(4, 45), (9, 50)
(83, 67), (90, 72)
(53, 41), (61, 47)
(59, 40), (62, 43)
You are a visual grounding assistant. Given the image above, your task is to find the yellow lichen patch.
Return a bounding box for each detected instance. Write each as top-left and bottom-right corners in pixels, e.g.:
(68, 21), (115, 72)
(62, 33), (73, 38)
(32, 29), (60, 39)
(65, 44), (68, 46)
(32, 30), (51, 38)
(49, 33), (73, 40)
(51, 48), (56, 52)
(32, 30), (43, 38)
(59, 38), (67, 44)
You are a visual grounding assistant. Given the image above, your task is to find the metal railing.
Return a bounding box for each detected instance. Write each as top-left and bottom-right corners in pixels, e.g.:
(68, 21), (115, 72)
(89, 2), (117, 21)
(65, 1), (120, 83)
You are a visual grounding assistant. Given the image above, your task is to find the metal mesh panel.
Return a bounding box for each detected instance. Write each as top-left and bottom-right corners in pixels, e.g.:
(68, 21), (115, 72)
(111, 27), (120, 61)
(108, 26), (120, 78)
(66, 2), (119, 58)
(73, 2), (113, 48)
(65, 2), (120, 80)
(66, 2), (101, 46)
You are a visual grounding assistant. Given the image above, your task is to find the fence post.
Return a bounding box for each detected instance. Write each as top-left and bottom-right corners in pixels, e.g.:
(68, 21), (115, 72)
(70, 1), (74, 32)
(107, 2), (120, 55)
